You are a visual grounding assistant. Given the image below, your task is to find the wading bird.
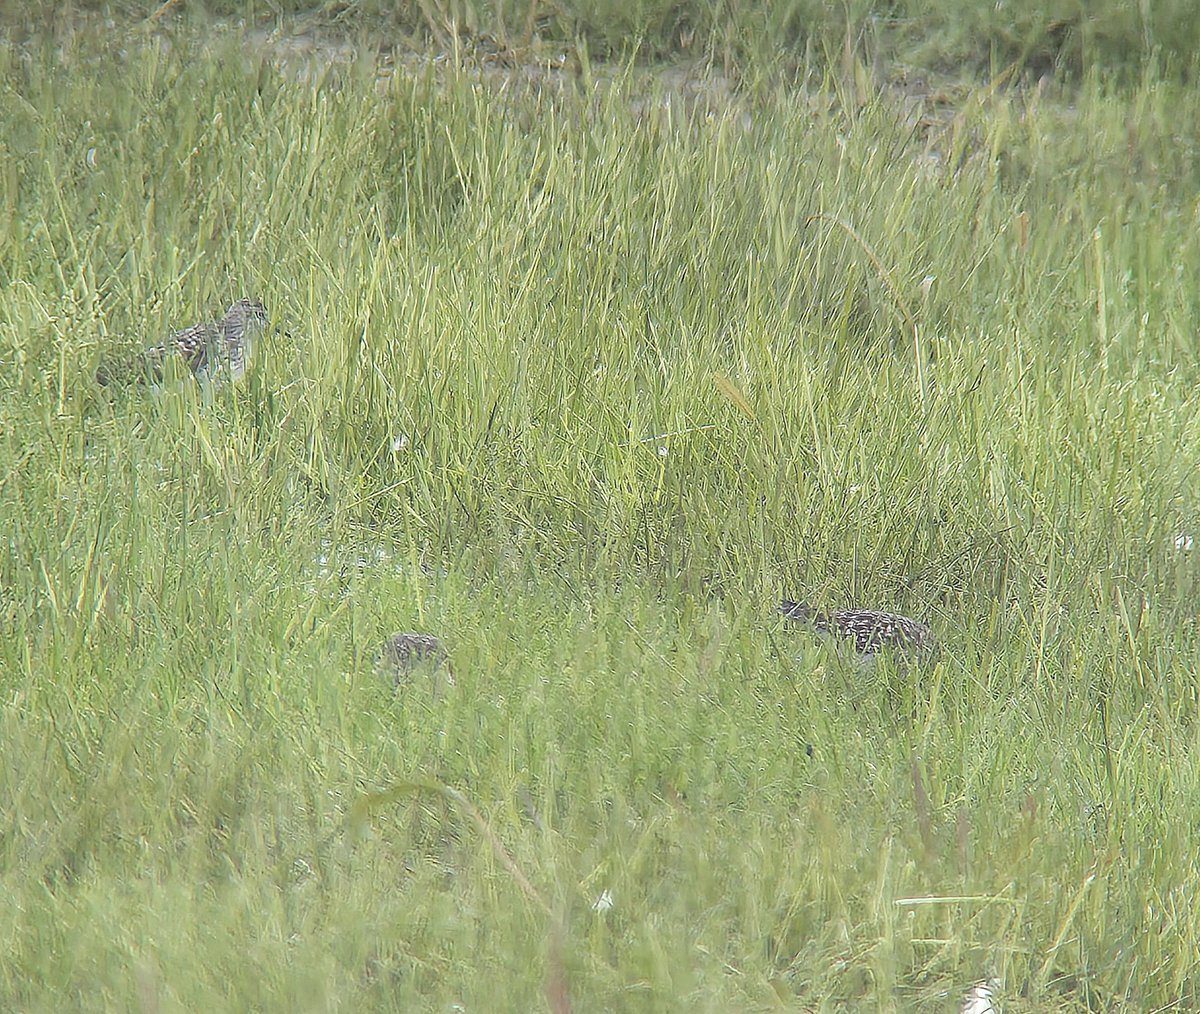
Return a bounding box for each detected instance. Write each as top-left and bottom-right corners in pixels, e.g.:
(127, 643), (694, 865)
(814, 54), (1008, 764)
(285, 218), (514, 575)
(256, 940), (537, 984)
(95, 298), (269, 387)
(780, 600), (936, 666)
(374, 633), (456, 691)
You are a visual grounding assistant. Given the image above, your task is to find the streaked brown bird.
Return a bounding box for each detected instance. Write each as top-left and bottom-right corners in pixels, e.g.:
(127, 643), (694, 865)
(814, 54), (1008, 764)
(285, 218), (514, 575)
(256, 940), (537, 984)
(374, 633), (456, 691)
(780, 600), (937, 666)
(95, 298), (269, 387)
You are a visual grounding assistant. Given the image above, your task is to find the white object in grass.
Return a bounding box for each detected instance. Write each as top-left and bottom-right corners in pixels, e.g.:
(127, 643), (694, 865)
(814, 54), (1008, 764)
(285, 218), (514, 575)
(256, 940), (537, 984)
(959, 979), (999, 1014)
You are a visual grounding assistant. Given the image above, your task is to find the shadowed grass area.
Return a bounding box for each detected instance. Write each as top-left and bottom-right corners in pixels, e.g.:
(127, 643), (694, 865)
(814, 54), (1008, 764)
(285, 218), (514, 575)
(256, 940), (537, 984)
(3, 21), (1200, 1011)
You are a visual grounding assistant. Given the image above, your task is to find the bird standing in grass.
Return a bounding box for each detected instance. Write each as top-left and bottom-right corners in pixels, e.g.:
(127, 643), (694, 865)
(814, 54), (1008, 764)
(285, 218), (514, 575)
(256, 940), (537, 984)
(780, 600), (937, 666)
(95, 298), (269, 387)
(374, 633), (456, 691)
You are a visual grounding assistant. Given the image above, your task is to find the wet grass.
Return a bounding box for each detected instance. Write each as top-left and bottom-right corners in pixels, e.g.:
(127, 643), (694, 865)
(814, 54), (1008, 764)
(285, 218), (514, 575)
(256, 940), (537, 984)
(3, 22), (1200, 1012)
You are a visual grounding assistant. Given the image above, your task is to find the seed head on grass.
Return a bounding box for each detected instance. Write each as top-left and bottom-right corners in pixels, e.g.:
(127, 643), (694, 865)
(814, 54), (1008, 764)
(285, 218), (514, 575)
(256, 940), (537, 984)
(780, 599), (937, 666)
(95, 298), (269, 388)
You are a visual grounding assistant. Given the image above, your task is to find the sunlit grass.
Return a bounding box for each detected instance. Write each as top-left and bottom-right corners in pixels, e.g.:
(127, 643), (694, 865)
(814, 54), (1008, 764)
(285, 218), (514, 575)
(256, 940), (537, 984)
(3, 23), (1200, 1011)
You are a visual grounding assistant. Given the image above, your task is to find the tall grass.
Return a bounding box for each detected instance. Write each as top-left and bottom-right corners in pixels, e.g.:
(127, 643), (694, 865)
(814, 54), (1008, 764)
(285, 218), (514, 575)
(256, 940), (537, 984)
(3, 24), (1200, 1010)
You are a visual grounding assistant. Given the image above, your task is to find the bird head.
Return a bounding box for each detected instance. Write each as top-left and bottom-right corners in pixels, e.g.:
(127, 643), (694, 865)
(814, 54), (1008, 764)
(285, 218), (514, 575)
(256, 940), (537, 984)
(779, 600), (816, 621)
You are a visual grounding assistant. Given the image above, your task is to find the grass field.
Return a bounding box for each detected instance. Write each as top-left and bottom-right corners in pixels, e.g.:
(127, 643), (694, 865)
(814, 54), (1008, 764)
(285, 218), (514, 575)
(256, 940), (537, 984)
(3, 9), (1200, 1011)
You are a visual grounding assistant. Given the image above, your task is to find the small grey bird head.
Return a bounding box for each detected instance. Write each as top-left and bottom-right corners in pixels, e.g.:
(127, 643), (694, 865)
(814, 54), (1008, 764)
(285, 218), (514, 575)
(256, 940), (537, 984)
(779, 600), (838, 637)
(221, 298), (269, 335)
(780, 600), (817, 623)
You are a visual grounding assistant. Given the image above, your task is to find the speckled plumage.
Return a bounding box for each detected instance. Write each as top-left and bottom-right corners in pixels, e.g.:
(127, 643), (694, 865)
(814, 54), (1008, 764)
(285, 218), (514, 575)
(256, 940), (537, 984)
(780, 600), (936, 663)
(374, 633), (456, 689)
(95, 298), (268, 387)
